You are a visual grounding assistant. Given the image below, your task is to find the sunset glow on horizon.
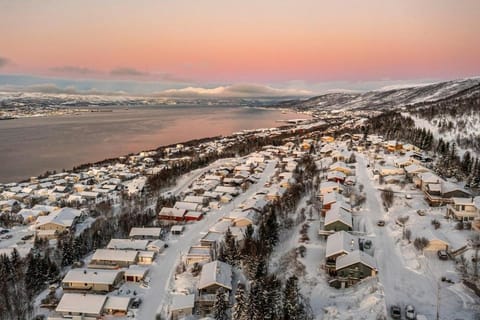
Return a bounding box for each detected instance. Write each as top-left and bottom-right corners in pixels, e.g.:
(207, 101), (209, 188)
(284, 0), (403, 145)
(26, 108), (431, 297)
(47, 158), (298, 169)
(1, 0), (479, 95)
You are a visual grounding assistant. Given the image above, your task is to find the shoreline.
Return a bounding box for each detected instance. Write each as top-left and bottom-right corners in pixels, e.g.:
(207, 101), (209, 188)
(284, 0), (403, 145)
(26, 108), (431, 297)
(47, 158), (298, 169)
(2, 109), (312, 185)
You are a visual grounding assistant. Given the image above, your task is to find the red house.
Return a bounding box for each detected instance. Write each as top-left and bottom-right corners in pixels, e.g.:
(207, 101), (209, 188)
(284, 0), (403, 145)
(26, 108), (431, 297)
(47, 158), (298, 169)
(159, 207), (186, 222)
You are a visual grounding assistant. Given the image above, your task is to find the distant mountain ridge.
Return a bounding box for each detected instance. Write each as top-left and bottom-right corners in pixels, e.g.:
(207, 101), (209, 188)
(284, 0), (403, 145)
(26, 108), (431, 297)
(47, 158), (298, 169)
(273, 78), (480, 111)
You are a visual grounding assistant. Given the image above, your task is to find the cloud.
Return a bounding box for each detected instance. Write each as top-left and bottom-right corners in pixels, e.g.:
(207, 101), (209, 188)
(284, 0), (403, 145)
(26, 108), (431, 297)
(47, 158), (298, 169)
(110, 67), (149, 77)
(49, 66), (98, 75)
(0, 57), (10, 68)
(154, 83), (312, 98)
(0, 83), (126, 96)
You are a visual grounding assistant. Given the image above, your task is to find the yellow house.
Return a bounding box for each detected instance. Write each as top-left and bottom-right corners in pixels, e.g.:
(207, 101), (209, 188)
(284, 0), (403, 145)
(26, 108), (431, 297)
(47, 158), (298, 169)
(321, 136), (335, 143)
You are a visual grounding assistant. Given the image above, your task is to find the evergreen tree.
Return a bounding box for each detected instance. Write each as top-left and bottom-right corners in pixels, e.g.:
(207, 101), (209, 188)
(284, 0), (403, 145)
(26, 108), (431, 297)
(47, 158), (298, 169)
(232, 285), (248, 320)
(213, 290), (229, 320)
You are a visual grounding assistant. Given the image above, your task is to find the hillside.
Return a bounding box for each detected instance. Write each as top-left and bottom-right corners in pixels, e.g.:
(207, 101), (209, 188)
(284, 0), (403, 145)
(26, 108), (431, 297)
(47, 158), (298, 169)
(274, 78), (480, 111)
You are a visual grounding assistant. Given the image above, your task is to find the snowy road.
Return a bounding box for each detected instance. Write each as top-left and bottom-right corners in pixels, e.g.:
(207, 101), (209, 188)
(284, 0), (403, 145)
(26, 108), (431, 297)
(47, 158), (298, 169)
(136, 160), (278, 319)
(356, 154), (478, 320)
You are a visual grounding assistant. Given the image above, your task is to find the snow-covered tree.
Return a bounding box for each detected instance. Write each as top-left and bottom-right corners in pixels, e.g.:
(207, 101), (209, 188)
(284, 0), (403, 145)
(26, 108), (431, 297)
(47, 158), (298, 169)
(213, 290), (229, 320)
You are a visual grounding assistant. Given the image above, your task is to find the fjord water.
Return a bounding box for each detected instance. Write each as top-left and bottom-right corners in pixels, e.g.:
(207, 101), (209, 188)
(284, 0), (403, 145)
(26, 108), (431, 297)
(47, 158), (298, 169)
(0, 105), (307, 183)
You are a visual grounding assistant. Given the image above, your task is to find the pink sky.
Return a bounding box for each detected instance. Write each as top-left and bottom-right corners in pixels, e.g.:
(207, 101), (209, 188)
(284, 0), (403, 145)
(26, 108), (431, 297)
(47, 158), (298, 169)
(0, 0), (479, 88)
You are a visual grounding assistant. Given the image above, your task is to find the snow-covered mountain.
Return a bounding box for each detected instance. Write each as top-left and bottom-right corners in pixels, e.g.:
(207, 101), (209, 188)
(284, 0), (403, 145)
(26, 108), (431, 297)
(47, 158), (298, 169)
(274, 78), (480, 111)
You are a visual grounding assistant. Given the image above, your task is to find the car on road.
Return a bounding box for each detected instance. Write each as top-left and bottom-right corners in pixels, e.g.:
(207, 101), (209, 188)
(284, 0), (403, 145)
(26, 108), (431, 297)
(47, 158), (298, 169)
(1, 234), (13, 240)
(405, 305), (416, 320)
(437, 250), (448, 260)
(390, 305), (401, 319)
(131, 297), (142, 308)
(364, 240), (372, 249)
(417, 209), (426, 216)
(21, 234), (34, 241)
(0, 229), (10, 235)
(377, 220), (385, 227)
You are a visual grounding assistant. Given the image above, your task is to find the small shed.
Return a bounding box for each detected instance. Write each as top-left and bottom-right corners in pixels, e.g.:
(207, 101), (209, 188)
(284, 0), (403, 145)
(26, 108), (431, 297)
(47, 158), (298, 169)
(171, 294), (195, 320)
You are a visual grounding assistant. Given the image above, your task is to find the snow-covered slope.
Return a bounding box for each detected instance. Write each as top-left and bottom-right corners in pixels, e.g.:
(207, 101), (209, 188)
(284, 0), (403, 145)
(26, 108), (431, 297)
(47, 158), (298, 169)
(275, 78), (480, 111)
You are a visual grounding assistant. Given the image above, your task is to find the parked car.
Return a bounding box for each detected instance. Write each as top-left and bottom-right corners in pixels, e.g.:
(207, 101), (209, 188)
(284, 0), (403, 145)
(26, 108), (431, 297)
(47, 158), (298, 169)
(390, 305), (401, 319)
(417, 209), (426, 216)
(377, 220), (385, 227)
(0, 229), (10, 235)
(405, 305), (416, 320)
(1, 234), (13, 240)
(364, 240), (372, 250)
(21, 234), (34, 241)
(437, 250), (448, 260)
(405, 193), (412, 199)
(131, 297), (142, 309)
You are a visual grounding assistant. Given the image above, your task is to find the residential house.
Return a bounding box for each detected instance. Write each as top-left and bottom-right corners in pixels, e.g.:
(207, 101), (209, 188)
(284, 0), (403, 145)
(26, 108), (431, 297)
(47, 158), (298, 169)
(325, 231), (358, 275)
(147, 239), (167, 253)
(197, 260), (232, 314)
(324, 204), (353, 232)
(319, 181), (344, 196)
(329, 162), (353, 175)
(159, 207), (186, 222)
(424, 182), (470, 206)
(62, 269), (123, 293)
(89, 249), (138, 268)
(447, 197), (480, 221)
(107, 239), (149, 251)
(334, 250), (377, 288)
(174, 201), (203, 212)
(35, 207), (82, 233)
(171, 294), (195, 320)
(124, 266), (148, 282)
(129, 227), (162, 240)
(103, 296), (131, 316)
(185, 245), (212, 265)
(54, 293), (107, 319)
(327, 171), (346, 184)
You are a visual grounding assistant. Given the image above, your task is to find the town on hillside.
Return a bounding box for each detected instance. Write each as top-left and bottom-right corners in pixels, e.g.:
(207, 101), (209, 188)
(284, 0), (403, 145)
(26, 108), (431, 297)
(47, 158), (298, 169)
(1, 115), (479, 320)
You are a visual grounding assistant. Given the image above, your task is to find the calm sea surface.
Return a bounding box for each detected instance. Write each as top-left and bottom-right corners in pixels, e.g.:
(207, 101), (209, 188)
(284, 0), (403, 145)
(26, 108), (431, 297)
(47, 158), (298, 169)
(0, 105), (308, 183)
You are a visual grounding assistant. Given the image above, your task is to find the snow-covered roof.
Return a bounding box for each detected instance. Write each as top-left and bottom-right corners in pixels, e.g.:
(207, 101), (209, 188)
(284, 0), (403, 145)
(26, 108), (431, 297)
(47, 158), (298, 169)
(171, 294), (195, 311)
(103, 296), (131, 311)
(240, 197), (268, 212)
(228, 209), (257, 224)
(129, 227), (162, 238)
(322, 192), (343, 205)
(210, 220), (232, 233)
(451, 197), (475, 206)
(404, 164), (428, 174)
(62, 269), (121, 285)
(336, 250), (377, 271)
(91, 249), (138, 262)
(325, 231), (358, 258)
(159, 207), (186, 218)
(56, 293), (107, 315)
(327, 171), (346, 180)
(107, 239), (149, 251)
(198, 260), (232, 291)
(419, 172), (442, 184)
(35, 207), (81, 229)
(201, 231), (224, 242)
(174, 201), (202, 211)
(183, 195), (206, 204)
(441, 182), (470, 196)
(147, 239), (166, 249)
(324, 205), (352, 228)
(319, 181), (343, 190)
(124, 266), (148, 277)
(187, 246), (211, 256)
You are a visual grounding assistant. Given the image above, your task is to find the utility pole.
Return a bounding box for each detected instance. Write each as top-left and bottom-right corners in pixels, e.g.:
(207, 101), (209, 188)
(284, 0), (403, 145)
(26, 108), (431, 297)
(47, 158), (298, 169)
(436, 281), (440, 320)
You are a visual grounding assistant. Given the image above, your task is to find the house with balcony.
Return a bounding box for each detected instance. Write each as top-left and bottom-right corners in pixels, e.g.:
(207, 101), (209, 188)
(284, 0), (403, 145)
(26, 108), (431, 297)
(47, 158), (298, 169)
(197, 260), (232, 315)
(447, 197), (480, 222)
